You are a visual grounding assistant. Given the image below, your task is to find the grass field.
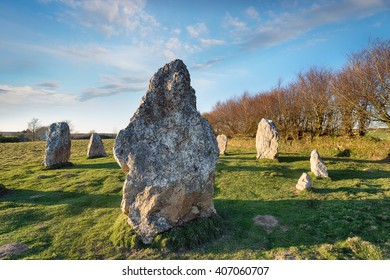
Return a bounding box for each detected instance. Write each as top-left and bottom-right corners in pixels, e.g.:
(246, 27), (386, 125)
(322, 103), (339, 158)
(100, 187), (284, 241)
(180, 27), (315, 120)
(0, 135), (389, 260)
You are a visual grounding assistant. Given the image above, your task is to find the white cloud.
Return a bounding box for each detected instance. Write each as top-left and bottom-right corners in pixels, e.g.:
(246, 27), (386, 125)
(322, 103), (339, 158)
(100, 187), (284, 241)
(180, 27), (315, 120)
(242, 0), (389, 49)
(224, 13), (247, 30)
(186, 22), (207, 38)
(0, 84), (76, 106)
(199, 38), (226, 47)
(42, 0), (159, 37)
(246, 6), (260, 20)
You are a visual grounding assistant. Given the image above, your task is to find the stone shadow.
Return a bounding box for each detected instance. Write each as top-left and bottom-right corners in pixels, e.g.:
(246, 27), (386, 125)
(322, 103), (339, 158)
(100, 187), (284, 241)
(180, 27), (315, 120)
(213, 198), (390, 255)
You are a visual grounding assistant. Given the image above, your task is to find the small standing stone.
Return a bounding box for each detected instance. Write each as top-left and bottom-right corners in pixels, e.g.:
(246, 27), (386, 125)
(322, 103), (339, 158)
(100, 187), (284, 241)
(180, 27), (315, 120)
(296, 173), (312, 191)
(87, 133), (107, 158)
(216, 134), (228, 155)
(310, 149), (329, 178)
(43, 122), (71, 167)
(256, 118), (279, 159)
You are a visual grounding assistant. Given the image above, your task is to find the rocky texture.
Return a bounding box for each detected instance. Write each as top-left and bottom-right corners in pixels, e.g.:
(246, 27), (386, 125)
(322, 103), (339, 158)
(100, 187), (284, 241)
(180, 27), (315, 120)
(87, 132), (107, 158)
(216, 134), (228, 155)
(253, 215), (279, 233)
(0, 242), (29, 259)
(43, 122), (71, 167)
(296, 173), (312, 191)
(114, 59), (219, 244)
(310, 149), (329, 178)
(0, 183), (7, 197)
(256, 118), (279, 159)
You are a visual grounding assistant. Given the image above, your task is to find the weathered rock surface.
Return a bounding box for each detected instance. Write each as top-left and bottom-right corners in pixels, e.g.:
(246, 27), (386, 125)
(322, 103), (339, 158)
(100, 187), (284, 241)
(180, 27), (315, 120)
(310, 149), (329, 177)
(216, 134), (228, 155)
(87, 132), (107, 158)
(114, 59), (219, 244)
(296, 173), (312, 191)
(43, 122), (71, 167)
(256, 118), (279, 159)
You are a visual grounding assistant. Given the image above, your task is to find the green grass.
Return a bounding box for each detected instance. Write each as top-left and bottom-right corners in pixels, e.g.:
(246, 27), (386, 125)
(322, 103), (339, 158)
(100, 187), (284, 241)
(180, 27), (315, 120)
(0, 137), (389, 259)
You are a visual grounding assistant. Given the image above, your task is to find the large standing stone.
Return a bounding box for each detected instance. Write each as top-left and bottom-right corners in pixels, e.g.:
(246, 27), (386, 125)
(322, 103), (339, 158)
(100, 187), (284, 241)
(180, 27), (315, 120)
(256, 118), (279, 159)
(43, 122), (71, 167)
(310, 149), (329, 177)
(296, 173), (312, 191)
(114, 59), (219, 244)
(216, 134), (228, 155)
(87, 132), (107, 158)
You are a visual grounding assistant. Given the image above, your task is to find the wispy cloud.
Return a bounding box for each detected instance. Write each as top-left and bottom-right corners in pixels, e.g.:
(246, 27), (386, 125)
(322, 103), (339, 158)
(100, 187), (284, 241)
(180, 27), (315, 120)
(245, 6), (260, 20)
(34, 81), (61, 90)
(78, 76), (147, 101)
(241, 0), (389, 49)
(186, 22), (207, 38)
(193, 57), (224, 70)
(0, 84), (76, 105)
(41, 0), (159, 37)
(199, 38), (226, 47)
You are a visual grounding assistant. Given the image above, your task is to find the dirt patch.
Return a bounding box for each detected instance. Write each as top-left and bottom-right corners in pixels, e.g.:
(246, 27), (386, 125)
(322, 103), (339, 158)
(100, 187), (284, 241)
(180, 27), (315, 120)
(0, 242), (29, 259)
(253, 215), (279, 233)
(62, 173), (76, 178)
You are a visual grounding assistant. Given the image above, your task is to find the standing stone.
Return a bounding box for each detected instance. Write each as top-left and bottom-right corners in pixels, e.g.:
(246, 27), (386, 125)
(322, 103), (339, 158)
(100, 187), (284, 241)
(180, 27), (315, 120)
(114, 59), (219, 244)
(43, 122), (71, 167)
(216, 134), (228, 155)
(87, 133), (107, 158)
(310, 149), (329, 178)
(256, 118), (279, 159)
(296, 173), (312, 191)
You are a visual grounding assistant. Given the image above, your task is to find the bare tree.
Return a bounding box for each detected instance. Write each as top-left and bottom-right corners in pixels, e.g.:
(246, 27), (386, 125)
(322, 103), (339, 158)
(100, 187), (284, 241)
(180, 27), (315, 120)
(27, 118), (41, 141)
(348, 38), (390, 127)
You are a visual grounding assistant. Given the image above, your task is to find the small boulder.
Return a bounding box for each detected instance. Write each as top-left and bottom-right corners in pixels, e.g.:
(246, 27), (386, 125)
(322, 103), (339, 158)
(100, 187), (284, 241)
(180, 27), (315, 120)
(256, 118), (279, 159)
(296, 173), (312, 191)
(87, 132), (107, 158)
(310, 149), (329, 178)
(43, 122), (71, 168)
(216, 134), (228, 155)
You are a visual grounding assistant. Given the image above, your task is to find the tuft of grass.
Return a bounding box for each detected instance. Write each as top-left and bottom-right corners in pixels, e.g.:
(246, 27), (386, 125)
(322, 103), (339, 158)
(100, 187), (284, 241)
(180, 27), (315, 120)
(110, 213), (224, 251)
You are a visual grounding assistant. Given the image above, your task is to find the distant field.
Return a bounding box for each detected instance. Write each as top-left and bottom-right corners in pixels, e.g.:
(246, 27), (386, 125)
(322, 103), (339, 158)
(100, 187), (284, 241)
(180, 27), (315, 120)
(0, 135), (389, 259)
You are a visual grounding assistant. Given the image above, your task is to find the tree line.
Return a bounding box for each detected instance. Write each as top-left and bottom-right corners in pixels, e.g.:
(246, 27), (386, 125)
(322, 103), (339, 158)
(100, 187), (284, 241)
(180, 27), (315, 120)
(204, 38), (389, 140)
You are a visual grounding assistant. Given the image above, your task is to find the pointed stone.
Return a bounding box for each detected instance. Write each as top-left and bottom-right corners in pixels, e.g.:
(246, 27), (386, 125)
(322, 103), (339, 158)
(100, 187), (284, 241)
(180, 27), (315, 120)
(87, 133), (107, 158)
(114, 59), (219, 243)
(256, 118), (279, 159)
(216, 134), (228, 155)
(296, 173), (312, 191)
(310, 149), (329, 178)
(43, 122), (71, 167)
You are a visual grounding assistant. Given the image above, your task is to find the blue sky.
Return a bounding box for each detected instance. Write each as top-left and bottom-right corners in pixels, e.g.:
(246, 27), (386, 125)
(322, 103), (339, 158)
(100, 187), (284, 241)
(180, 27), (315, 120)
(0, 0), (389, 133)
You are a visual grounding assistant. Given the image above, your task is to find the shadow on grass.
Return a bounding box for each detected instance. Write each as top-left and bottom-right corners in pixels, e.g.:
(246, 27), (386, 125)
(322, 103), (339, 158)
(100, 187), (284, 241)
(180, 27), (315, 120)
(278, 154), (308, 163)
(330, 169), (390, 181)
(217, 161), (261, 173)
(213, 198), (390, 257)
(314, 186), (390, 195)
(0, 189), (121, 210)
(69, 162), (120, 170)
